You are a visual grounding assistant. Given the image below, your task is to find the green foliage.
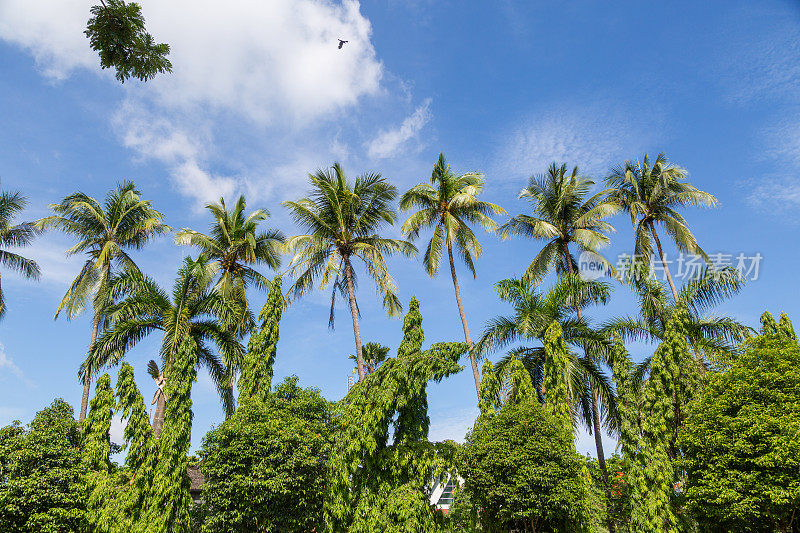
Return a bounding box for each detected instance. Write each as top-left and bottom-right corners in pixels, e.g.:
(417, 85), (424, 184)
(200, 377), (332, 532)
(678, 311), (800, 532)
(0, 399), (87, 532)
(460, 398), (594, 532)
(136, 336), (199, 533)
(324, 298), (467, 532)
(543, 321), (572, 429)
(629, 309), (694, 532)
(348, 342), (390, 374)
(85, 0), (172, 83)
(238, 276), (283, 405)
(0, 181), (42, 320)
(82, 374), (116, 533)
(115, 362), (152, 472)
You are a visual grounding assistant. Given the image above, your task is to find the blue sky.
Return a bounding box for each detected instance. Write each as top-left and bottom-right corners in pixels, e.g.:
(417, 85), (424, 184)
(0, 0), (799, 457)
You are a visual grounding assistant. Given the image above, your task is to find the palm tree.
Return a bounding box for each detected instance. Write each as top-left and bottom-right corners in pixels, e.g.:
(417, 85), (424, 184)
(283, 163), (417, 381)
(603, 262), (752, 375)
(348, 342), (390, 375)
(605, 153), (718, 301)
(499, 163), (618, 501)
(499, 162), (618, 283)
(475, 276), (616, 436)
(0, 184), (42, 319)
(175, 194), (285, 334)
(400, 153), (505, 394)
(39, 182), (168, 420)
(83, 255), (244, 436)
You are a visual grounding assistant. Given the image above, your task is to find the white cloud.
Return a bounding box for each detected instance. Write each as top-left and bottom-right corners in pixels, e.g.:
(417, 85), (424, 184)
(495, 100), (664, 180)
(110, 415), (126, 445)
(367, 99), (432, 159)
(0, 343), (23, 379)
(746, 117), (800, 217)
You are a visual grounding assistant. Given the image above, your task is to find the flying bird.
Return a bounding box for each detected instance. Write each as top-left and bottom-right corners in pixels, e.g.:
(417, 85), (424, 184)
(338, 39), (348, 49)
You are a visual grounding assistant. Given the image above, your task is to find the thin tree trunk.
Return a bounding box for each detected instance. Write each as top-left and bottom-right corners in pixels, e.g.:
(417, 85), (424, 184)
(448, 243), (479, 395)
(343, 255), (365, 381)
(152, 391), (166, 437)
(79, 310), (101, 421)
(563, 243), (615, 532)
(648, 221), (679, 301)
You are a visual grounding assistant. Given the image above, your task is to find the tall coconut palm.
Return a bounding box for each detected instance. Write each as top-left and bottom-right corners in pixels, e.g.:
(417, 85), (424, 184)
(605, 153), (718, 301)
(83, 255), (244, 436)
(283, 163), (417, 381)
(39, 182), (168, 420)
(348, 342), (390, 375)
(500, 162), (618, 283)
(499, 162), (619, 502)
(175, 194), (285, 334)
(400, 153), (505, 394)
(0, 184), (42, 319)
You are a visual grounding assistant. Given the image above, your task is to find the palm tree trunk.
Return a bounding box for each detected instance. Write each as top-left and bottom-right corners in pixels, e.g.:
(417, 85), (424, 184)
(79, 310), (101, 421)
(562, 243), (615, 532)
(343, 255), (365, 381)
(648, 221), (679, 301)
(448, 243), (479, 395)
(152, 391), (166, 437)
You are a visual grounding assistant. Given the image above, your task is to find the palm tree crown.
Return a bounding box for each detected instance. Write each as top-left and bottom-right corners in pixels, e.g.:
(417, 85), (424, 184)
(175, 194), (285, 333)
(400, 152), (505, 395)
(0, 184), (41, 319)
(38, 181), (168, 420)
(283, 163), (416, 380)
(348, 342), (390, 375)
(500, 163), (618, 283)
(605, 152), (718, 300)
(84, 255), (244, 432)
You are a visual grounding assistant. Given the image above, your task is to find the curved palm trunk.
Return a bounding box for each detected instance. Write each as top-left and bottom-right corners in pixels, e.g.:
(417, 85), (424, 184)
(79, 310), (101, 421)
(448, 243), (480, 395)
(648, 221), (679, 302)
(562, 244), (615, 532)
(343, 255), (365, 381)
(152, 392), (166, 437)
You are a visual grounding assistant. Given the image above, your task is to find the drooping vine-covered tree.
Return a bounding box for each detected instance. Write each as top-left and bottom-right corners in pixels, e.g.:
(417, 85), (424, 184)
(283, 164), (417, 381)
(400, 153), (505, 394)
(238, 276), (283, 406)
(84, 255), (243, 434)
(39, 182), (169, 420)
(85, 0), (172, 83)
(115, 362), (153, 473)
(135, 336), (199, 533)
(605, 153), (717, 301)
(82, 374), (117, 533)
(0, 183), (41, 320)
(324, 297), (467, 532)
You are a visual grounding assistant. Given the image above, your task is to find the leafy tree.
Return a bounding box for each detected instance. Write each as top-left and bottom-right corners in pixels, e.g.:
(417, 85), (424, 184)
(115, 362), (152, 473)
(605, 153), (717, 301)
(499, 162), (618, 512)
(39, 181), (168, 420)
(460, 396), (594, 532)
(348, 342), (390, 375)
(85, 255), (243, 435)
(238, 276), (283, 406)
(324, 297), (468, 532)
(85, 0), (172, 83)
(199, 377), (332, 533)
(400, 153), (505, 394)
(82, 374), (117, 533)
(678, 312), (800, 532)
(0, 399), (87, 532)
(283, 163), (416, 380)
(175, 195), (285, 335)
(0, 183), (41, 320)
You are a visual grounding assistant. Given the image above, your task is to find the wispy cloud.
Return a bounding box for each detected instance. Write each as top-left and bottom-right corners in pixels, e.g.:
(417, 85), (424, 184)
(0, 343), (23, 379)
(494, 100), (665, 181)
(428, 406), (478, 443)
(367, 99), (432, 160)
(746, 115), (800, 217)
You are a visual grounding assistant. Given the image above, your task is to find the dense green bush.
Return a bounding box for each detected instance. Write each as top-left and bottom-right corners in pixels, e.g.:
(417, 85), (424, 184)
(679, 312), (800, 533)
(198, 377), (332, 532)
(460, 398), (594, 532)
